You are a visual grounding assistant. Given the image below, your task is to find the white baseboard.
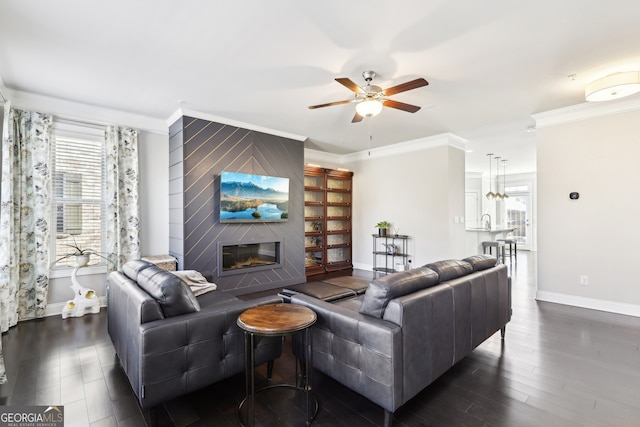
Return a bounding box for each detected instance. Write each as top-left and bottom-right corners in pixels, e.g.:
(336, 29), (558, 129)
(535, 291), (640, 318)
(45, 296), (107, 317)
(352, 262), (372, 271)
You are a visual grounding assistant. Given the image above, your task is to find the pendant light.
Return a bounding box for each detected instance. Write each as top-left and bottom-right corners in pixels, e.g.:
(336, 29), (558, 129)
(494, 156), (503, 200)
(485, 154), (495, 200)
(501, 159), (509, 199)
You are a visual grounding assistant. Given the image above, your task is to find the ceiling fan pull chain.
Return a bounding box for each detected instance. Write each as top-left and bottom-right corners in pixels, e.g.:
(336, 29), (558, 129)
(367, 116), (373, 156)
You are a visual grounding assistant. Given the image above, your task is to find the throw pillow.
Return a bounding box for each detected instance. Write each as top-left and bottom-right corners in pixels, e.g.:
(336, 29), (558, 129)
(170, 270), (218, 296)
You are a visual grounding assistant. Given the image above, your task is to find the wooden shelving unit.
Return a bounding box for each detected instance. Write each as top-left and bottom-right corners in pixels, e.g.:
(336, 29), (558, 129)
(304, 166), (353, 276)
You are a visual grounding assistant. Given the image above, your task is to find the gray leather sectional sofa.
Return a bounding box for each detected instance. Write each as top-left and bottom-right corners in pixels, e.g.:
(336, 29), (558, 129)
(107, 260), (283, 410)
(290, 255), (511, 427)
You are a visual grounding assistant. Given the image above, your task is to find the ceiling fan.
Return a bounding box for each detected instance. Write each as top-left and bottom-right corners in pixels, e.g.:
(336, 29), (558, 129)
(308, 71), (429, 123)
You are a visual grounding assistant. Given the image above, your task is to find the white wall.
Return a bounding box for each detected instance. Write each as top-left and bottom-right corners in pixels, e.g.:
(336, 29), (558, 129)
(138, 131), (170, 255)
(536, 104), (640, 316)
(307, 137), (467, 270)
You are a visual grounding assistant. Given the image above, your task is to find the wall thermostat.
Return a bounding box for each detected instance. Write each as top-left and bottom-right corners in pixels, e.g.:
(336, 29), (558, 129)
(569, 192), (579, 200)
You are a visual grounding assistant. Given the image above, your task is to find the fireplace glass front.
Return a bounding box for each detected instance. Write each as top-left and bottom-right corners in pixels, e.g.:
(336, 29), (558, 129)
(220, 241), (282, 276)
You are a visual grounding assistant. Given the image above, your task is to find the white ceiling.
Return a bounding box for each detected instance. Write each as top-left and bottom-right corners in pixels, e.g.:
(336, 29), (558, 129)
(2, 0), (640, 174)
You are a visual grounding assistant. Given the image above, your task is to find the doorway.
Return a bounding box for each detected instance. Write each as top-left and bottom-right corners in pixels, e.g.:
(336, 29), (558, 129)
(504, 185), (532, 251)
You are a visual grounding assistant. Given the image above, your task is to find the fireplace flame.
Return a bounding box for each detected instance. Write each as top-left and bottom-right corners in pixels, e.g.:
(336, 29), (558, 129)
(230, 256), (275, 270)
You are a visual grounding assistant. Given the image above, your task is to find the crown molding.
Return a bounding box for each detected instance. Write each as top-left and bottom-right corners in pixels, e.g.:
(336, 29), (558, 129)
(303, 148), (345, 165)
(6, 89), (168, 134)
(533, 96), (640, 129)
(168, 108), (307, 142)
(343, 132), (467, 162)
(305, 132), (467, 165)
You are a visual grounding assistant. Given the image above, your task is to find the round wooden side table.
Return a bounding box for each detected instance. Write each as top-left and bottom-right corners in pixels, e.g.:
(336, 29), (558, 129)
(237, 303), (318, 426)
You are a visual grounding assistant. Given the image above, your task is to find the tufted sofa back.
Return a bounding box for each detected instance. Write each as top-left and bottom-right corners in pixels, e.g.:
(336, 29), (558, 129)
(289, 255), (510, 423)
(107, 260), (283, 409)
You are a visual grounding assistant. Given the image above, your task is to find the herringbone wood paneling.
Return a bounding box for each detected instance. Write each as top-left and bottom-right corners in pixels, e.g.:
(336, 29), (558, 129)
(169, 116), (305, 293)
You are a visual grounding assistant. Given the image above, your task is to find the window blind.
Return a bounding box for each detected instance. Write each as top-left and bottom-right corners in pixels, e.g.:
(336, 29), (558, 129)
(52, 135), (106, 268)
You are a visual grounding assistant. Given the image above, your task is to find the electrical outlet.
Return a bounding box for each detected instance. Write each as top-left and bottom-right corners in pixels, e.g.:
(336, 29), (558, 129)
(580, 275), (588, 286)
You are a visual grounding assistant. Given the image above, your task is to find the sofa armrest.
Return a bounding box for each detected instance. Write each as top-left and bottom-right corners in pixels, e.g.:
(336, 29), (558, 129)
(107, 271), (164, 401)
(126, 294), (282, 409)
(382, 284), (456, 401)
(290, 294), (403, 413)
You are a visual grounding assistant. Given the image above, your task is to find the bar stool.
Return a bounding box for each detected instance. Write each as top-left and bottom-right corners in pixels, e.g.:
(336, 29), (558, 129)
(497, 238), (517, 262)
(482, 241), (505, 264)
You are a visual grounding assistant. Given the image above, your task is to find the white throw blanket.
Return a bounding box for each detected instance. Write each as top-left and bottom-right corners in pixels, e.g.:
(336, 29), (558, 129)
(171, 270), (217, 296)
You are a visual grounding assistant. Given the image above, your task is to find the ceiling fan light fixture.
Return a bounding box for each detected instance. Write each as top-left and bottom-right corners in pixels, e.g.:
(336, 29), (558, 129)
(355, 99), (383, 117)
(585, 71), (640, 102)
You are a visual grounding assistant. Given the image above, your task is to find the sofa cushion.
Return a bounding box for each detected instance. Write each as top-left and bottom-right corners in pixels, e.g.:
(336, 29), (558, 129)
(281, 282), (357, 302)
(359, 267), (440, 318)
(137, 266), (201, 317)
(122, 259), (154, 282)
(423, 259), (473, 282)
(462, 255), (497, 272)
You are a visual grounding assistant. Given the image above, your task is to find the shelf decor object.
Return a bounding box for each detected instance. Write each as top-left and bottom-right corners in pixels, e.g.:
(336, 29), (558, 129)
(372, 234), (409, 278)
(375, 220), (390, 236)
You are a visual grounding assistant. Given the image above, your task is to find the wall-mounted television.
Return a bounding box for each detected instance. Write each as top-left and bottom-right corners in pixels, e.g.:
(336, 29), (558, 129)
(219, 171), (289, 223)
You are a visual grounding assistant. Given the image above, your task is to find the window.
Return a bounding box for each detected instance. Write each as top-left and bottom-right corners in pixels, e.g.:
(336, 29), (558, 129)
(51, 123), (106, 268)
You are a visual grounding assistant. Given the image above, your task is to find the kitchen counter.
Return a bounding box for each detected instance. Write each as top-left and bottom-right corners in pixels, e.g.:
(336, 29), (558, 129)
(465, 228), (515, 255)
(466, 228), (515, 233)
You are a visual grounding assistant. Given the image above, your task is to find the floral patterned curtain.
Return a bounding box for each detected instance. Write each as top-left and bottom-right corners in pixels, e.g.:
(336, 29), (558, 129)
(0, 103), (53, 383)
(105, 126), (141, 271)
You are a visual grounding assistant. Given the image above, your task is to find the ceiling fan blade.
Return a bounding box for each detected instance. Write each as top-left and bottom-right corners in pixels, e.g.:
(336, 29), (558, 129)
(382, 99), (421, 113)
(382, 78), (429, 96)
(335, 78), (365, 94)
(351, 111), (364, 123)
(308, 99), (355, 109)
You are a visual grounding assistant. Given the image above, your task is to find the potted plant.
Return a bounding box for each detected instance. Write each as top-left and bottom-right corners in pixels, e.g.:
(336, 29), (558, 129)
(375, 220), (391, 236)
(51, 236), (112, 268)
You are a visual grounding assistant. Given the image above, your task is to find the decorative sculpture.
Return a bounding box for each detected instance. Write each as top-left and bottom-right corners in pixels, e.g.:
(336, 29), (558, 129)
(61, 258), (100, 319)
(383, 243), (396, 255)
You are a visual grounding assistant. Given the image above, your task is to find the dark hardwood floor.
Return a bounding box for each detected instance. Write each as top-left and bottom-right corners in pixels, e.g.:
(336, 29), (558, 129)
(2, 252), (640, 426)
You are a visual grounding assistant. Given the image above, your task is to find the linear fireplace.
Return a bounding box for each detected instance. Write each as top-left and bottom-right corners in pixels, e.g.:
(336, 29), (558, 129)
(218, 240), (283, 277)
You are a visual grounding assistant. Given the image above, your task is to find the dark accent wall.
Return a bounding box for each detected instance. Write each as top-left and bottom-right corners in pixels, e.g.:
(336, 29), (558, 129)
(168, 116), (305, 294)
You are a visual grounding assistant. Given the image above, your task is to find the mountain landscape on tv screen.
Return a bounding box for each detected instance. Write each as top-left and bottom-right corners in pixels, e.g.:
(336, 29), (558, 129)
(220, 180), (288, 221)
